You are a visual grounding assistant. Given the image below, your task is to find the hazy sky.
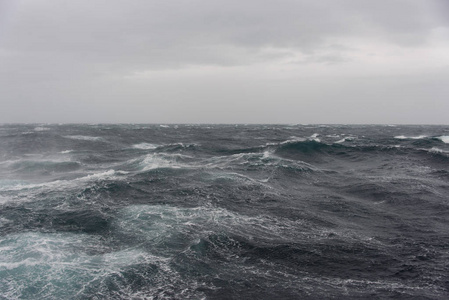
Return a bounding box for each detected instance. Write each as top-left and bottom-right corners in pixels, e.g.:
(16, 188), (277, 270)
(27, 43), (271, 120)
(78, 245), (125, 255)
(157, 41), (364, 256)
(1, 0), (448, 124)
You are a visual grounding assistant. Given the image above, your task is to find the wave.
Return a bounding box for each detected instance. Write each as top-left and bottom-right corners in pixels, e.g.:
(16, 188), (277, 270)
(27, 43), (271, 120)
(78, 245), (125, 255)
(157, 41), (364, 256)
(132, 143), (158, 150)
(33, 126), (50, 132)
(63, 135), (103, 141)
(114, 204), (377, 247)
(9, 160), (81, 173)
(113, 204), (396, 295)
(334, 137), (354, 143)
(0, 169), (126, 192)
(59, 150), (73, 154)
(417, 147), (449, 162)
(310, 133), (320, 142)
(121, 153), (194, 172)
(140, 154), (186, 171)
(158, 142), (199, 151)
(427, 147), (449, 154)
(130, 142), (199, 152)
(202, 150), (319, 174)
(437, 136), (449, 144)
(394, 135), (427, 140)
(120, 149), (318, 177)
(114, 204), (308, 247)
(275, 139), (342, 155)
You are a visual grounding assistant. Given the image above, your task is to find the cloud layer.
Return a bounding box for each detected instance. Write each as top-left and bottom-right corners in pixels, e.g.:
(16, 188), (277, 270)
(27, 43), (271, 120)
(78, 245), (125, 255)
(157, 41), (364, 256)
(1, 0), (448, 123)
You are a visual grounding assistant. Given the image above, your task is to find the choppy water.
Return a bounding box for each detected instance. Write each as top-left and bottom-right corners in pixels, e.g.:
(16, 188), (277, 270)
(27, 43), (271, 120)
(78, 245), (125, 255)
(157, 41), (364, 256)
(0, 124), (448, 299)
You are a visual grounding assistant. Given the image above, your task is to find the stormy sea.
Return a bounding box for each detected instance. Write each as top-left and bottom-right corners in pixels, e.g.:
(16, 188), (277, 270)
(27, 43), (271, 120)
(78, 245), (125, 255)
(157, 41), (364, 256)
(0, 124), (448, 299)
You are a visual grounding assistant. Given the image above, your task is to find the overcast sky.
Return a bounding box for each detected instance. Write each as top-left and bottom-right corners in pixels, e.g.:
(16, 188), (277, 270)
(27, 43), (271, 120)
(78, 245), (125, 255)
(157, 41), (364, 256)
(1, 0), (448, 124)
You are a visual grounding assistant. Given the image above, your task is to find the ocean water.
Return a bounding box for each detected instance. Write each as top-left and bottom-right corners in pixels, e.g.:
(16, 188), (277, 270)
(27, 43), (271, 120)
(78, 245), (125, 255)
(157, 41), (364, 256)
(0, 124), (448, 299)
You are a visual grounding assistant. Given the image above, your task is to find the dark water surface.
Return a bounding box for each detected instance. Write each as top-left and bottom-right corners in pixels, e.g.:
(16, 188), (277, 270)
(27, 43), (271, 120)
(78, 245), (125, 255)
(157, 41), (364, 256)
(0, 124), (448, 299)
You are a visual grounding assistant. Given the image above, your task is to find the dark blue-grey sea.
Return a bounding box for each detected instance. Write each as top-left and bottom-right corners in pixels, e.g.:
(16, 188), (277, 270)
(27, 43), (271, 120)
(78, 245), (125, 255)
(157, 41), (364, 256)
(0, 124), (448, 299)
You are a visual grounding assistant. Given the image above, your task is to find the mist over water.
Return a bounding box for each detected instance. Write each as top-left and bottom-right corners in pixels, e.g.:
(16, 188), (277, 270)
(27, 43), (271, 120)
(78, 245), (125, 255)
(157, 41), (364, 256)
(0, 124), (448, 299)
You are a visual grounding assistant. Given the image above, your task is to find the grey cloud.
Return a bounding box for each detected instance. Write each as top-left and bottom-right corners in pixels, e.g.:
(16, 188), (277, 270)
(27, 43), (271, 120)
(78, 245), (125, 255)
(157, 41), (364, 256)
(2, 0), (446, 69)
(0, 0), (448, 123)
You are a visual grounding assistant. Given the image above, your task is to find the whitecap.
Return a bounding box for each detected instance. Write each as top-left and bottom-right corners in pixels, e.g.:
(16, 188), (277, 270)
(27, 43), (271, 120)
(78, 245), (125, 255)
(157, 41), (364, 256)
(34, 126), (49, 131)
(394, 135), (427, 140)
(63, 135), (103, 141)
(427, 147), (449, 154)
(59, 150), (73, 154)
(437, 136), (449, 144)
(139, 153), (190, 171)
(163, 142), (199, 148)
(159, 125), (170, 128)
(335, 136), (355, 143)
(132, 143), (158, 150)
(309, 133), (320, 142)
(279, 137), (306, 145)
(201, 151), (318, 174)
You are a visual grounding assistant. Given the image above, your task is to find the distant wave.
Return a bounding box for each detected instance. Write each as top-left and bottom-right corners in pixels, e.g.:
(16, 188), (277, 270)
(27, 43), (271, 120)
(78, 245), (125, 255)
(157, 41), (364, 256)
(202, 150), (319, 174)
(394, 135), (427, 140)
(310, 133), (320, 142)
(139, 153), (187, 171)
(428, 147), (449, 154)
(63, 135), (103, 141)
(34, 126), (50, 132)
(275, 139), (342, 155)
(334, 136), (355, 144)
(132, 143), (158, 150)
(59, 150), (73, 154)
